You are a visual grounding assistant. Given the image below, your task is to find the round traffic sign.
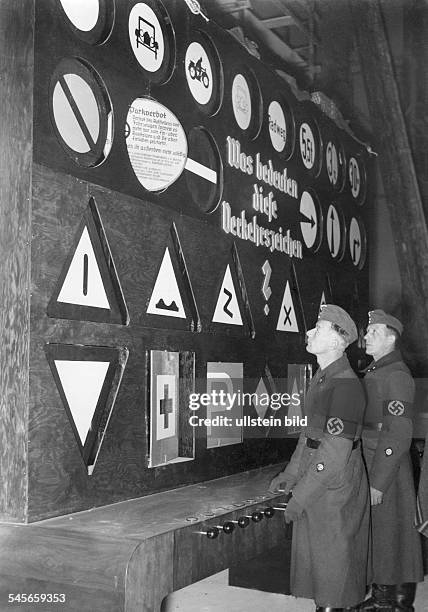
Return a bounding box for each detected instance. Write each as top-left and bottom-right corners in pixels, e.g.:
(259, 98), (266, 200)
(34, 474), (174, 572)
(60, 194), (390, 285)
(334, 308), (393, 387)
(126, 97), (187, 192)
(299, 118), (321, 176)
(128, 0), (175, 83)
(299, 190), (323, 252)
(49, 58), (113, 167)
(231, 67), (262, 139)
(185, 127), (223, 213)
(326, 204), (345, 260)
(58, 0), (114, 44)
(349, 217), (367, 269)
(348, 154), (366, 204)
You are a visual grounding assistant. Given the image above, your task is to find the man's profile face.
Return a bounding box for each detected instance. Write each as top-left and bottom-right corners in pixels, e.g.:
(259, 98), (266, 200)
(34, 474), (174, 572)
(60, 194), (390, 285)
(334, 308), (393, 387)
(306, 319), (336, 355)
(364, 323), (393, 358)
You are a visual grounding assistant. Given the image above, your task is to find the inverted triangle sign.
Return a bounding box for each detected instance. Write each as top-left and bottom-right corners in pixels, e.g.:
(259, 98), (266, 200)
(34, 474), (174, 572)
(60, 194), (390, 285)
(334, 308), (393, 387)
(54, 359), (110, 445)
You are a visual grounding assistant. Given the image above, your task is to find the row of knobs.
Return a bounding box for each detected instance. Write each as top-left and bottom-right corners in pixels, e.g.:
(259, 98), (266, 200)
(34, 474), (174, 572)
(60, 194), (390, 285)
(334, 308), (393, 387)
(199, 504), (287, 539)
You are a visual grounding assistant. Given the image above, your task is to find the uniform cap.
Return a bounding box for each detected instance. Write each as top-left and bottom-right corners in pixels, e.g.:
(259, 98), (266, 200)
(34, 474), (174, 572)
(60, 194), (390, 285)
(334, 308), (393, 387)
(368, 309), (403, 335)
(318, 304), (358, 344)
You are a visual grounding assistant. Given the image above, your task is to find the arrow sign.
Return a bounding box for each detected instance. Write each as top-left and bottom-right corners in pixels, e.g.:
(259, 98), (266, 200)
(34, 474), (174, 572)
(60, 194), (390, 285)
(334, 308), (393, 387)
(299, 191), (320, 250)
(349, 217), (365, 267)
(326, 204), (341, 258)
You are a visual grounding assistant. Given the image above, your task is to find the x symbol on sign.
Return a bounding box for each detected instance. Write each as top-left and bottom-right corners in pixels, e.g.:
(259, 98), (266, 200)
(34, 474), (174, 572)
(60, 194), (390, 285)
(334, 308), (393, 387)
(283, 306), (292, 326)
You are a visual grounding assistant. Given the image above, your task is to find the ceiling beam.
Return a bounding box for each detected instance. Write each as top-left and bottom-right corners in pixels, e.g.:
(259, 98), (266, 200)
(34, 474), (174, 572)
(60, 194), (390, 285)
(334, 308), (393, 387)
(240, 8), (310, 74)
(261, 15), (294, 29)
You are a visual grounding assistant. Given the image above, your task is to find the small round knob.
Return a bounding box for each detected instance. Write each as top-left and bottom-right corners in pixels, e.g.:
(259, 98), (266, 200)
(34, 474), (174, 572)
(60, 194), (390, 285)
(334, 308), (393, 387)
(206, 527), (219, 539)
(234, 516), (250, 528)
(247, 511), (263, 522)
(221, 521), (235, 534)
(263, 507), (275, 518)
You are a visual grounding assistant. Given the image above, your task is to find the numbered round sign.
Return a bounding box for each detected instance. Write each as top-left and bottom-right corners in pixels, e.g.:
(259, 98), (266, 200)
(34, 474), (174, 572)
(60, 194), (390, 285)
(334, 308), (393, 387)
(325, 140), (345, 191)
(128, 0), (175, 83)
(348, 155), (366, 204)
(349, 217), (367, 269)
(299, 120), (321, 176)
(231, 68), (262, 139)
(58, 0), (115, 44)
(267, 96), (294, 159)
(49, 58), (114, 167)
(185, 127), (223, 213)
(126, 98), (187, 192)
(299, 190), (323, 252)
(326, 204), (346, 261)
(184, 33), (223, 115)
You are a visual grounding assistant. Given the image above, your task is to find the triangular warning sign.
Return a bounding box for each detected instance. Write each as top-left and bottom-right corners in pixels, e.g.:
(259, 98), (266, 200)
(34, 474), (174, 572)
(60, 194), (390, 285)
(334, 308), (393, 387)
(212, 264), (243, 325)
(47, 198), (128, 325)
(45, 344), (128, 475)
(57, 227), (109, 308)
(320, 290), (327, 310)
(277, 281), (299, 332)
(147, 247), (186, 318)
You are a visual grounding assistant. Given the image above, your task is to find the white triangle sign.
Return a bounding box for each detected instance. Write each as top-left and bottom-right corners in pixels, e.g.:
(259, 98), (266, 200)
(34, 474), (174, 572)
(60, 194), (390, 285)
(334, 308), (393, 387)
(54, 360), (110, 445)
(57, 227), (110, 308)
(147, 248), (186, 318)
(320, 291), (327, 309)
(277, 281), (299, 332)
(212, 265), (243, 325)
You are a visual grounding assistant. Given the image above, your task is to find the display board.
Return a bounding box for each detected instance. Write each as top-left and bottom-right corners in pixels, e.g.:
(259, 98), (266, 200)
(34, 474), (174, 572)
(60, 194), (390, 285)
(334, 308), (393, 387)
(28, 0), (371, 520)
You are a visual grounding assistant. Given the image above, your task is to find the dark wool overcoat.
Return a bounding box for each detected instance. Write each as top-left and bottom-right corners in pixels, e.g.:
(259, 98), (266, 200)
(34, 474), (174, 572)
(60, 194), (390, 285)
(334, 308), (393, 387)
(282, 354), (370, 608)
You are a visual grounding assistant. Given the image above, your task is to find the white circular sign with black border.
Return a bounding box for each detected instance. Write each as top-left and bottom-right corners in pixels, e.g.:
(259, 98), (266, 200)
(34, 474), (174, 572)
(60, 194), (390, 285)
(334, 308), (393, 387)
(58, 0), (115, 45)
(349, 157), (360, 198)
(59, 0), (99, 31)
(299, 190), (322, 252)
(268, 101), (286, 153)
(232, 73), (252, 131)
(50, 58), (113, 167)
(129, 3), (165, 72)
(126, 98), (187, 192)
(349, 217), (367, 269)
(326, 204), (345, 260)
(185, 42), (213, 105)
(299, 122), (316, 170)
(348, 155), (366, 204)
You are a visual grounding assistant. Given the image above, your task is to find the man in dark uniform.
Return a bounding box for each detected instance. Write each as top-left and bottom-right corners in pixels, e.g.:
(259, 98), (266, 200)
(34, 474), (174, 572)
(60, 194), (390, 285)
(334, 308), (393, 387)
(357, 310), (423, 612)
(269, 305), (370, 612)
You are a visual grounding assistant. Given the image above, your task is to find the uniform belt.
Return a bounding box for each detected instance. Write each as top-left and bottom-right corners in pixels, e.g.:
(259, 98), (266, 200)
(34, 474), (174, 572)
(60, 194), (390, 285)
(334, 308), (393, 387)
(305, 437), (360, 450)
(363, 422), (383, 431)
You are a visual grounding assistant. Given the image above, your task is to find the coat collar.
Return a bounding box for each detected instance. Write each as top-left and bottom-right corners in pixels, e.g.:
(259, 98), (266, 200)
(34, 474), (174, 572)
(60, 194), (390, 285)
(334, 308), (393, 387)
(363, 349), (402, 374)
(314, 353), (351, 384)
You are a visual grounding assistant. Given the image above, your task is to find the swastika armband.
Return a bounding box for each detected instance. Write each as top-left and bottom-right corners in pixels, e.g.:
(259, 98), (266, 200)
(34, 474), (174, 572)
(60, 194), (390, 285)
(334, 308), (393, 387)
(383, 399), (413, 418)
(323, 416), (357, 437)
